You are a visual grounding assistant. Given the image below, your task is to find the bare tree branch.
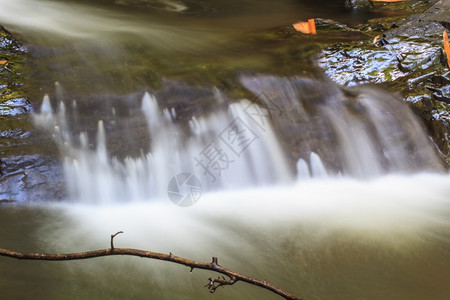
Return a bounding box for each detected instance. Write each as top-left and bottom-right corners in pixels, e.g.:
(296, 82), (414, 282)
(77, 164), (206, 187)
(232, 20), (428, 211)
(0, 232), (305, 300)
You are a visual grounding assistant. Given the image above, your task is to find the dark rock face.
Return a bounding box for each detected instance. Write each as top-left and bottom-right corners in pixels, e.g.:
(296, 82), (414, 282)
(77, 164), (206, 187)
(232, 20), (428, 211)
(0, 111), (65, 203)
(0, 155), (65, 203)
(0, 26), (65, 203)
(318, 0), (450, 163)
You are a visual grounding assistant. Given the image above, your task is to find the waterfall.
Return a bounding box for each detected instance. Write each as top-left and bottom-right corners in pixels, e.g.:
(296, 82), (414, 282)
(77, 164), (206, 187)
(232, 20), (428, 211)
(240, 75), (445, 176)
(2, 1), (450, 298)
(34, 85), (294, 203)
(33, 76), (445, 204)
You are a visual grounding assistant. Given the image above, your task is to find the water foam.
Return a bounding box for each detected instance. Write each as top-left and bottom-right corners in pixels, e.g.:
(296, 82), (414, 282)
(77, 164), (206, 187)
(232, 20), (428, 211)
(43, 173), (450, 254)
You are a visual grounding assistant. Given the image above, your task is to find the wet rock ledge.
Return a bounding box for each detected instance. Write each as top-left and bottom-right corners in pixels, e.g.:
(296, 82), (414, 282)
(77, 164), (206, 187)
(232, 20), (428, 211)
(318, 0), (450, 163)
(0, 26), (64, 203)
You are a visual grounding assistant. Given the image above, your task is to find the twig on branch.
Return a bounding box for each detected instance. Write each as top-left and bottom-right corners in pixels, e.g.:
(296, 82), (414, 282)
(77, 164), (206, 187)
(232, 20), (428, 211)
(110, 231), (123, 250)
(0, 232), (305, 300)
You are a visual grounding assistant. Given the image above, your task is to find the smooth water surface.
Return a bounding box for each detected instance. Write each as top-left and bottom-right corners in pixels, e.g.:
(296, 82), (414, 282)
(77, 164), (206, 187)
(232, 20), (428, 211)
(1, 174), (450, 299)
(0, 0), (400, 95)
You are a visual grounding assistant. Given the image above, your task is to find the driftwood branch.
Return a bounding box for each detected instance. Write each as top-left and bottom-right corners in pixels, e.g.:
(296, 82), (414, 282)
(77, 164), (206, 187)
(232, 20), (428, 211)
(0, 232), (305, 300)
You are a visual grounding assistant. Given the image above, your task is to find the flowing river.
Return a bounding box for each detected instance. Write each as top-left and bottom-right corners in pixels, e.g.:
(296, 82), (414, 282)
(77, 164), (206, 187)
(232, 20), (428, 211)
(0, 1), (449, 299)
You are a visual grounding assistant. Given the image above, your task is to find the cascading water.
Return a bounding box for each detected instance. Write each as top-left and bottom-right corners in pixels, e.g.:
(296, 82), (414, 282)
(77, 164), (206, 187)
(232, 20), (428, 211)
(34, 83), (294, 203)
(240, 75), (445, 176)
(33, 76), (446, 204)
(27, 78), (450, 300)
(1, 1), (450, 299)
